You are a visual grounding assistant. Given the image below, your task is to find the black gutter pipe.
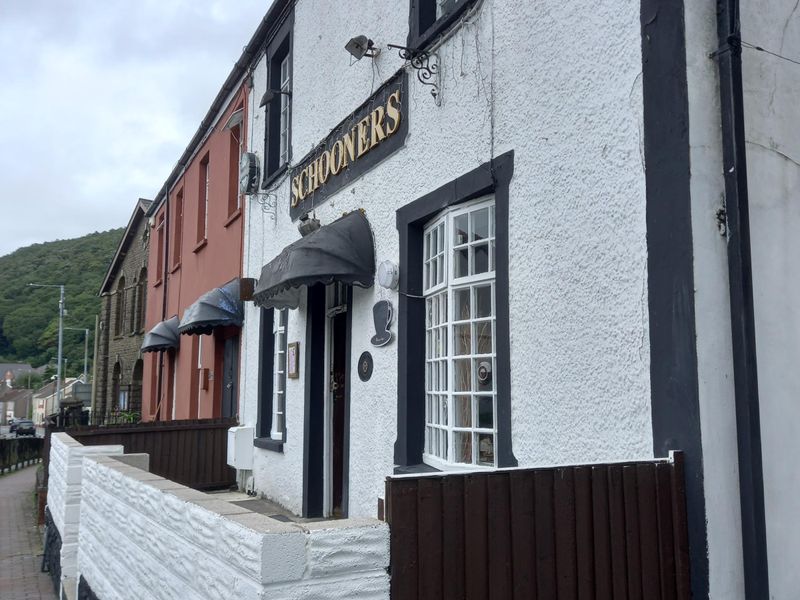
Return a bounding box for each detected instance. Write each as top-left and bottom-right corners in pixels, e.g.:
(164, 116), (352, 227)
(714, 1), (770, 597)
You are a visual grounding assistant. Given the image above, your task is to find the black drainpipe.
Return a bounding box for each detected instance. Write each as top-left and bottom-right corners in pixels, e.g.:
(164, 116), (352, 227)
(714, 1), (769, 597)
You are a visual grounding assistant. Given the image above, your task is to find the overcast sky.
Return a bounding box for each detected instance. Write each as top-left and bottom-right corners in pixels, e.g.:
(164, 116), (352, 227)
(0, 0), (268, 258)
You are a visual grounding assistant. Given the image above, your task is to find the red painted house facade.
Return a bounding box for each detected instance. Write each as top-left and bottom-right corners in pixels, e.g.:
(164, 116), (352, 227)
(141, 82), (250, 421)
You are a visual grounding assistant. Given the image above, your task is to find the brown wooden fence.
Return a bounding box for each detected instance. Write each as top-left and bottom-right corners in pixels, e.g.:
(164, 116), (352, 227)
(43, 418), (236, 490)
(385, 452), (690, 600)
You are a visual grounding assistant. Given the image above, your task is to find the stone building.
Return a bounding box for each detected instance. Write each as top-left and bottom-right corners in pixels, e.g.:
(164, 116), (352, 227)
(94, 199), (152, 418)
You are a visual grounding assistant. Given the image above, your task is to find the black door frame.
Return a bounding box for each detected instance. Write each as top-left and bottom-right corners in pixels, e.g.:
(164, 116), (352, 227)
(302, 283), (353, 518)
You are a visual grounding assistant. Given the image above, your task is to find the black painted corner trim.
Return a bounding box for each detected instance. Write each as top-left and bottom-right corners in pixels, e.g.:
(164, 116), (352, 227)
(394, 150), (516, 469)
(641, 1), (708, 597)
(254, 437), (284, 452)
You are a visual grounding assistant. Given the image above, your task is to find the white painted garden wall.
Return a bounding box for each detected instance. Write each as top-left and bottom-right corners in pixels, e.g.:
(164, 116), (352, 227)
(241, 0), (653, 518)
(47, 432), (123, 588)
(46, 434), (389, 600)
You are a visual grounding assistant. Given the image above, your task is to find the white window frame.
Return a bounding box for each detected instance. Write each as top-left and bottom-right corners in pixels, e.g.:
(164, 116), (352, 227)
(271, 309), (288, 440)
(279, 55), (291, 166)
(423, 196), (497, 469)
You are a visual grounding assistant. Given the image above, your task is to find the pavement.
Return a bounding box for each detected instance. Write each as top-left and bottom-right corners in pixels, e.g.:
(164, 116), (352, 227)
(0, 466), (56, 599)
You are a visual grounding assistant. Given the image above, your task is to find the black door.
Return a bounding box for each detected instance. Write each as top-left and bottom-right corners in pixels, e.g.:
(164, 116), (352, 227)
(331, 311), (348, 517)
(222, 336), (239, 418)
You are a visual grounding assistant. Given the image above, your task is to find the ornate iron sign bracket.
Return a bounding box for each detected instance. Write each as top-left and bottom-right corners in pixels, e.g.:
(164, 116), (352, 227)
(387, 44), (440, 105)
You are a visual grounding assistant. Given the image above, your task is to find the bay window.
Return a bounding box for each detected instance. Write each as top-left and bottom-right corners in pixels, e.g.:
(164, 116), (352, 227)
(423, 198), (497, 467)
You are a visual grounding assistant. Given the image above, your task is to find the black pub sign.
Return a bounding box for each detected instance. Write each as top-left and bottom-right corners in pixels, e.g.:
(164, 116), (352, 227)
(289, 70), (408, 220)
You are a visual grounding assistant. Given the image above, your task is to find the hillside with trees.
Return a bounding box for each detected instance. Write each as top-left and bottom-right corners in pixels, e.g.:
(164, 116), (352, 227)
(0, 229), (124, 378)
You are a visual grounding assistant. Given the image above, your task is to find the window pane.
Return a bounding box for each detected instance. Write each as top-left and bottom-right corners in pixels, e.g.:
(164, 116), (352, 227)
(473, 243), (489, 274)
(474, 321), (492, 354)
(454, 248), (469, 278)
(474, 358), (493, 392)
(477, 396), (493, 428)
(454, 395), (471, 427)
(454, 323), (471, 355)
(438, 223), (445, 252)
(477, 433), (494, 465)
(439, 293), (447, 324)
(471, 208), (489, 241)
(453, 431), (472, 463)
(454, 214), (468, 245)
(454, 359), (471, 391)
(475, 285), (492, 317)
(440, 429), (448, 461)
(454, 288), (470, 320)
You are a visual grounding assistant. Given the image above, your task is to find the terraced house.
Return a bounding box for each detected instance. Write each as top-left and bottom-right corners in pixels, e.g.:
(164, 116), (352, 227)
(42, 1), (798, 598)
(95, 199), (151, 419)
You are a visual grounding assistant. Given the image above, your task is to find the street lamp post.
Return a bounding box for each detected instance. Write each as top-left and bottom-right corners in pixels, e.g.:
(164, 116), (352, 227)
(28, 283), (65, 406)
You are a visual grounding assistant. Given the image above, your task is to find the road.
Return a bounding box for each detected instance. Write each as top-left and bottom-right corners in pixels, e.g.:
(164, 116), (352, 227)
(0, 426), (45, 440)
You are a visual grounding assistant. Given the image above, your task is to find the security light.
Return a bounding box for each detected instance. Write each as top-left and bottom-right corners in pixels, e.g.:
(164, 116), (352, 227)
(297, 213), (320, 237)
(345, 35), (379, 60)
(259, 89), (291, 108)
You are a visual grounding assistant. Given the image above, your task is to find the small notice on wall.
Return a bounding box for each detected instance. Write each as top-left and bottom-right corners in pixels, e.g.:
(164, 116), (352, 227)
(287, 342), (300, 379)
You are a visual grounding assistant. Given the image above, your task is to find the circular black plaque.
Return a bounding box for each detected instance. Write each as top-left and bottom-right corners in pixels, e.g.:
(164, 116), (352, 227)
(357, 351), (374, 382)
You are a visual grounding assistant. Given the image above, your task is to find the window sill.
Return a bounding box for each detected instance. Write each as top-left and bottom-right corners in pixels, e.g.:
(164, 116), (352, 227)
(254, 437), (284, 453)
(224, 209), (242, 228)
(153, 278), (163, 288)
(192, 238), (207, 254)
(393, 463), (441, 475)
(261, 163), (288, 190)
(169, 262), (181, 274)
(408, 1), (477, 52)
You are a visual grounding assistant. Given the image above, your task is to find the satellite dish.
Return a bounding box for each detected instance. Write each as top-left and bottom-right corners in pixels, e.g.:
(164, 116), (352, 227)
(239, 152), (260, 195)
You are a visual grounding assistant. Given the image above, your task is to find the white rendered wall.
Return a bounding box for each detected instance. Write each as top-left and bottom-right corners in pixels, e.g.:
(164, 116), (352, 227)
(683, 2), (747, 598)
(72, 449), (389, 599)
(46, 433), (124, 586)
(241, 0), (653, 518)
(739, 2), (800, 597)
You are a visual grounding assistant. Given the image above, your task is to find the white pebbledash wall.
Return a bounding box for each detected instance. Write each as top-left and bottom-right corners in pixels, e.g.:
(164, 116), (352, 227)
(47, 433), (389, 600)
(47, 432), (124, 590)
(739, 1), (800, 598)
(682, 1), (800, 597)
(241, 0), (653, 518)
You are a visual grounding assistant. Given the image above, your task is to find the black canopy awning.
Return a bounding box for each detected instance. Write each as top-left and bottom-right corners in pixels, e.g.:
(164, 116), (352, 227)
(141, 316), (180, 353)
(178, 279), (244, 335)
(253, 210), (375, 309)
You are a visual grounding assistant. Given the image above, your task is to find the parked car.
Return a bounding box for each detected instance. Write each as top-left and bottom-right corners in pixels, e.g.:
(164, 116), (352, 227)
(8, 418), (19, 434)
(14, 419), (36, 436)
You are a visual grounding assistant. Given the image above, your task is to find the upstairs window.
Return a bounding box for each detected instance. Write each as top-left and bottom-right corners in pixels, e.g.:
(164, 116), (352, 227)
(172, 189), (183, 267)
(408, 0), (478, 50)
(262, 11), (293, 184)
(197, 154), (210, 244)
(278, 56), (291, 166)
(227, 108), (243, 217)
(155, 213), (165, 282)
(114, 277), (126, 337)
(135, 267), (147, 333)
(423, 197), (497, 467)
